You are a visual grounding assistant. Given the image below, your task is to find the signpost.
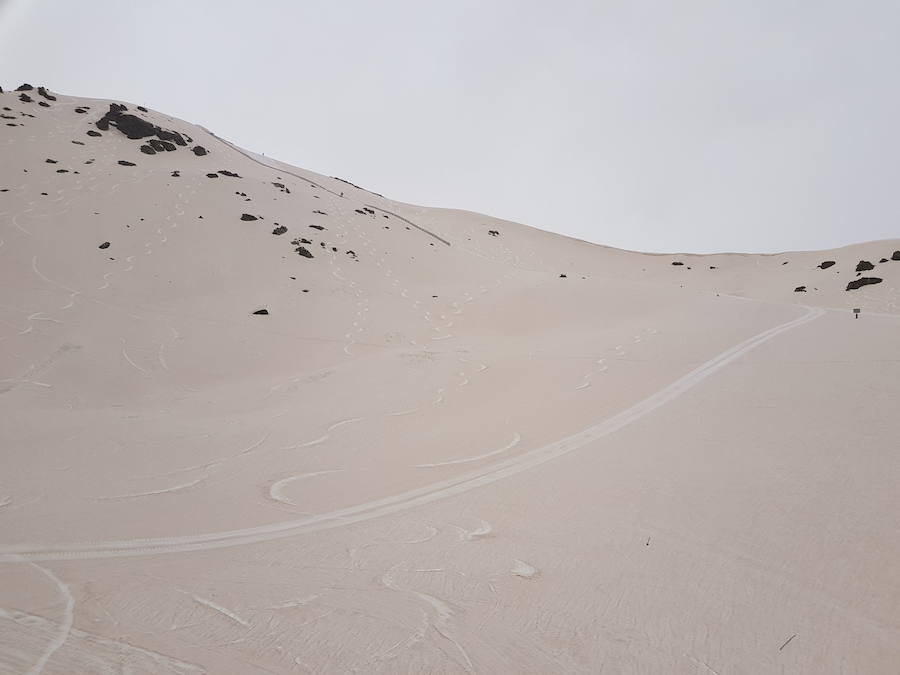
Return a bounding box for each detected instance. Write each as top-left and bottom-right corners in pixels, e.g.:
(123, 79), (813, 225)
(853, 308), (860, 319)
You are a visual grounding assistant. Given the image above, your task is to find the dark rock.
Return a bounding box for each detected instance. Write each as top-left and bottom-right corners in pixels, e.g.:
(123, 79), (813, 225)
(309, 224), (325, 230)
(95, 117), (110, 130)
(56, 169), (68, 173)
(880, 258), (888, 263)
(45, 158), (57, 164)
(295, 246), (314, 258)
(671, 261), (684, 266)
(171, 170), (180, 177)
(15, 83), (34, 91)
(87, 130), (102, 137)
(137, 106), (148, 112)
(74, 107), (88, 114)
(38, 101), (50, 107)
(856, 260), (875, 272)
(140, 145), (156, 155)
(218, 170), (240, 177)
(111, 113), (157, 139)
(252, 309), (269, 315)
(192, 146), (207, 156)
(156, 129), (184, 145)
(892, 251), (900, 261)
(117, 160), (136, 166)
(794, 286), (807, 292)
(98, 242), (110, 249)
(148, 139), (166, 152)
(37, 87), (56, 101)
(313, 210), (327, 215)
(159, 140), (176, 151)
(19, 94), (33, 103)
(818, 260), (836, 269)
(488, 229), (500, 236)
(354, 209), (367, 215)
(560, 273), (567, 278)
(71, 140), (84, 145)
(240, 214), (258, 221)
(206, 173), (219, 178)
(846, 277), (883, 291)
(709, 266), (717, 269)
(272, 225), (287, 235)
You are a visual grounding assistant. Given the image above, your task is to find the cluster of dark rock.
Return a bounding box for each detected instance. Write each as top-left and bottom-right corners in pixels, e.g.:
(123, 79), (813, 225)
(488, 229), (500, 237)
(87, 103), (214, 161)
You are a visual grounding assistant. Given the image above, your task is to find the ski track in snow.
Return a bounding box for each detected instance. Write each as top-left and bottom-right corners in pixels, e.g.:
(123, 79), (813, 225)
(415, 434), (521, 468)
(0, 307), (825, 561)
(268, 470), (345, 506)
(26, 564), (74, 675)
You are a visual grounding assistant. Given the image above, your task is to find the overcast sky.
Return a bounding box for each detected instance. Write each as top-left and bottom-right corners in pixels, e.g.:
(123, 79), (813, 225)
(2, 0), (898, 253)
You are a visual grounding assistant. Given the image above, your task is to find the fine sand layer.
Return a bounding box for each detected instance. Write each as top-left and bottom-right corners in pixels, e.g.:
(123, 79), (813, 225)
(1, 86), (899, 674)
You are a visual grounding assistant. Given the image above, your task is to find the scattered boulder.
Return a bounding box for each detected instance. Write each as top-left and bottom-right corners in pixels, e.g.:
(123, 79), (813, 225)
(671, 261), (684, 266)
(98, 242), (110, 249)
(37, 87), (56, 101)
(206, 173), (219, 178)
(137, 106), (148, 112)
(117, 160), (136, 166)
(818, 260), (836, 269)
(15, 83), (34, 91)
(880, 258), (888, 263)
(171, 170), (180, 177)
(794, 286), (807, 292)
(309, 224), (325, 230)
(86, 130), (102, 137)
(74, 107), (88, 114)
(856, 260), (875, 272)
(295, 246), (314, 258)
(38, 101), (50, 108)
(488, 229), (500, 236)
(240, 214), (258, 221)
(218, 170), (240, 177)
(252, 309), (269, 315)
(892, 251), (900, 261)
(45, 158), (57, 164)
(192, 146), (207, 156)
(559, 273), (567, 278)
(846, 277), (883, 291)
(19, 93), (33, 103)
(272, 225), (287, 235)
(140, 145), (156, 155)
(313, 210), (327, 215)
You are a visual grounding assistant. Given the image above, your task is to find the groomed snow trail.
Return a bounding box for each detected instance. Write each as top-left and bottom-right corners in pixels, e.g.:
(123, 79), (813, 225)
(0, 307), (824, 561)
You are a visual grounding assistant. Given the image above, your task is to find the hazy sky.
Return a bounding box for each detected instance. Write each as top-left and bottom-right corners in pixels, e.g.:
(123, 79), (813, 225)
(2, 0), (898, 253)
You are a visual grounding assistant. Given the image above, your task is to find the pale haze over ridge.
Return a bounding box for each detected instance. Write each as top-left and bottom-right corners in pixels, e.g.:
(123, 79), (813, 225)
(2, 0), (898, 254)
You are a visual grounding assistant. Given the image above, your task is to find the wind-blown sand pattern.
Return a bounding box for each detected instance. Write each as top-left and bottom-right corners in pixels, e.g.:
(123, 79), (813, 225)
(1, 87), (900, 674)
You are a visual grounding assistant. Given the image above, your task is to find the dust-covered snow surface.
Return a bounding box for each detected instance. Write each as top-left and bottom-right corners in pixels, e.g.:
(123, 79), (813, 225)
(2, 85), (899, 674)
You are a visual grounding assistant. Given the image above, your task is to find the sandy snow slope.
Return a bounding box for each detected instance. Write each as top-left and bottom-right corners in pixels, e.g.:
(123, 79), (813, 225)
(1, 85), (899, 674)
